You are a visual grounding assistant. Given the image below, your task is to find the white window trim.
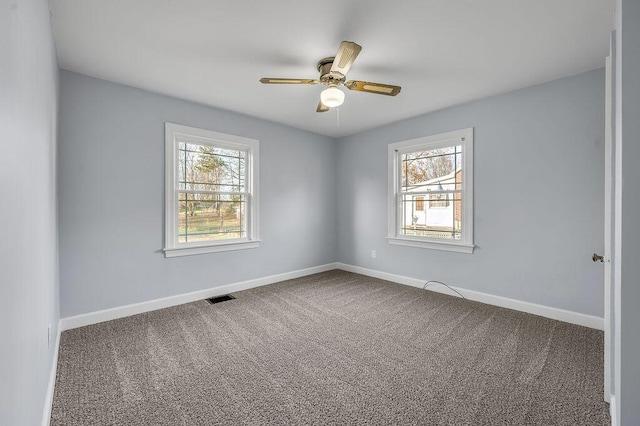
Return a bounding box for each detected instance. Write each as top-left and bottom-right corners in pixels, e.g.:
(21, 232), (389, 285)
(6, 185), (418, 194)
(164, 123), (260, 258)
(387, 128), (474, 254)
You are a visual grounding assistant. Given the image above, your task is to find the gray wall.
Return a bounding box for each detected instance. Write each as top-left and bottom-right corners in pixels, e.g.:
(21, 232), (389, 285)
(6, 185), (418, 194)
(617, 0), (640, 423)
(0, 0), (60, 424)
(58, 71), (337, 317)
(59, 68), (606, 319)
(336, 69), (605, 317)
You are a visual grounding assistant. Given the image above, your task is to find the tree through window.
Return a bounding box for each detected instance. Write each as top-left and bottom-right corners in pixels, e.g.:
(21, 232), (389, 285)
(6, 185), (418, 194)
(165, 123), (259, 257)
(177, 143), (246, 242)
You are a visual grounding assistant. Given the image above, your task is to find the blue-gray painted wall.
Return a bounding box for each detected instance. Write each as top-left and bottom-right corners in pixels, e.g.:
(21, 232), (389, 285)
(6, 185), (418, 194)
(0, 0), (60, 424)
(58, 69), (606, 320)
(336, 68), (605, 317)
(58, 70), (337, 317)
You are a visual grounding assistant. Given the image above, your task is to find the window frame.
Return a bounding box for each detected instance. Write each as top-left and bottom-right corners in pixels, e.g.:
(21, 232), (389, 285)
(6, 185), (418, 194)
(164, 123), (260, 258)
(387, 128), (474, 254)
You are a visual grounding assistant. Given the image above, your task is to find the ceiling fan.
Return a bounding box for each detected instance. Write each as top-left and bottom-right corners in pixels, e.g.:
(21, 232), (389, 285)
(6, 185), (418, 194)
(260, 41), (401, 112)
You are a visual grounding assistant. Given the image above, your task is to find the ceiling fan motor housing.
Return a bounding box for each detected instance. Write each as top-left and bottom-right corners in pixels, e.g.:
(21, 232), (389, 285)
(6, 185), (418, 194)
(317, 57), (345, 85)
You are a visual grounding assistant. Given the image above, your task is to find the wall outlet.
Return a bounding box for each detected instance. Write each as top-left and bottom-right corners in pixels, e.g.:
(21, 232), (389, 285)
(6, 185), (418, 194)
(371, 250), (376, 259)
(47, 324), (51, 348)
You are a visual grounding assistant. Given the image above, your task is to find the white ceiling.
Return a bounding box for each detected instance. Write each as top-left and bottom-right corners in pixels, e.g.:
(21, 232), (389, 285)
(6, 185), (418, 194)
(50, 0), (614, 138)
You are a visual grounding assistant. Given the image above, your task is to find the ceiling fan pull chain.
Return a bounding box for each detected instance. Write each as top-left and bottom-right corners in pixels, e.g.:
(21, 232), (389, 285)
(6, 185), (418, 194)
(336, 107), (340, 128)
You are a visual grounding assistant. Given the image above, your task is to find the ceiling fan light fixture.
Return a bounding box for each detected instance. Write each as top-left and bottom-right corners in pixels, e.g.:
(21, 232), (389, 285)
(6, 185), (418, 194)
(320, 86), (344, 108)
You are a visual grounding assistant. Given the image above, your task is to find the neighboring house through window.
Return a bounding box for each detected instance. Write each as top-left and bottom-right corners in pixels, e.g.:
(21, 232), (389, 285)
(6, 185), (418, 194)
(429, 182), (450, 208)
(164, 123), (259, 257)
(387, 128), (474, 253)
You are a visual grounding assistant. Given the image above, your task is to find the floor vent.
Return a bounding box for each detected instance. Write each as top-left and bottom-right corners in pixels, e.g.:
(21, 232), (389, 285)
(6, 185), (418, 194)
(206, 295), (236, 304)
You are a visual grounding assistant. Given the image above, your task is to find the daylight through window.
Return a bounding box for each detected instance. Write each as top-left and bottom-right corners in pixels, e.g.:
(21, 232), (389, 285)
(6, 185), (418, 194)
(401, 146), (461, 238)
(178, 143), (246, 242)
(388, 128), (474, 253)
(165, 123), (259, 257)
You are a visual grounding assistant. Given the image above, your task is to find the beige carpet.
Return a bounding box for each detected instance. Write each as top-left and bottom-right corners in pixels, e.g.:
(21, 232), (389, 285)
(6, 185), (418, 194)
(51, 270), (610, 425)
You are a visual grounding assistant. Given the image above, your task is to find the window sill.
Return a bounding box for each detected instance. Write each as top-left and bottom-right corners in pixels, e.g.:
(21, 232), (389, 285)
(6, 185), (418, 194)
(164, 240), (260, 258)
(387, 237), (474, 254)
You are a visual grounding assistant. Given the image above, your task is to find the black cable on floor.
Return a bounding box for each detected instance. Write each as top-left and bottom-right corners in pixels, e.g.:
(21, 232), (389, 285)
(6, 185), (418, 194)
(423, 280), (465, 299)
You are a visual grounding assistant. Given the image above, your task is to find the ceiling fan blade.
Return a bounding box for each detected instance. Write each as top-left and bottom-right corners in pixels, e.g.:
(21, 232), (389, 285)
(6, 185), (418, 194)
(330, 41), (362, 77)
(316, 101), (330, 113)
(259, 78), (318, 84)
(345, 80), (401, 96)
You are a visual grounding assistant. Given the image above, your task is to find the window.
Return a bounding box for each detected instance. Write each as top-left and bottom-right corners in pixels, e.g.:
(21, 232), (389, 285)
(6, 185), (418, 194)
(387, 128), (474, 253)
(164, 123), (259, 257)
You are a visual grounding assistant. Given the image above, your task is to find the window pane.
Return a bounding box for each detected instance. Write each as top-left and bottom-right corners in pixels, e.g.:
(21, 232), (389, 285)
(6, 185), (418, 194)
(401, 145), (462, 190)
(178, 143), (246, 192)
(400, 144), (463, 240)
(401, 192), (461, 240)
(178, 192), (246, 242)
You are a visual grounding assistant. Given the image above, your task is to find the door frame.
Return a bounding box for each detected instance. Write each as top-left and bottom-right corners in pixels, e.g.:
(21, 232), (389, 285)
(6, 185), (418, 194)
(604, 52), (612, 403)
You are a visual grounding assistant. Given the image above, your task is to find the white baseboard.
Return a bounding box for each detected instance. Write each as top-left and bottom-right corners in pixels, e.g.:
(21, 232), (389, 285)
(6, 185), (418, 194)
(336, 263), (604, 330)
(60, 261), (604, 332)
(41, 321), (61, 426)
(609, 394), (616, 426)
(60, 263), (338, 331)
